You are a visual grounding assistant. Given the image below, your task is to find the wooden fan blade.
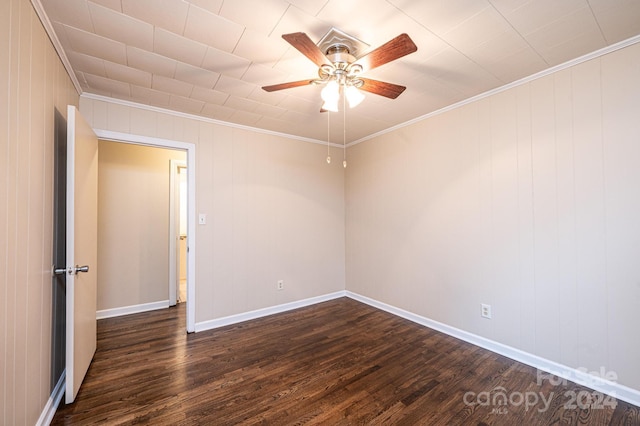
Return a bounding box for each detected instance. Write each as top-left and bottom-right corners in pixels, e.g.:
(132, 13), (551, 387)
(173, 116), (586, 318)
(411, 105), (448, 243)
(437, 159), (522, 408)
(358, 78), (406, 99)
(262, 79), (314, 92)
(282, 32), (331, 67)
(352, 33), (417, 72)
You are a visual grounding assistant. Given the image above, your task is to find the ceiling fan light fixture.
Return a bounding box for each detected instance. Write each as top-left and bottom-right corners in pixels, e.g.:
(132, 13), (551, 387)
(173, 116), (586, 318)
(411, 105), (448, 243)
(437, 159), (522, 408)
(321, 98), (339, 112)
(345, 85), (365, 108)
(321, 80), (340, 102)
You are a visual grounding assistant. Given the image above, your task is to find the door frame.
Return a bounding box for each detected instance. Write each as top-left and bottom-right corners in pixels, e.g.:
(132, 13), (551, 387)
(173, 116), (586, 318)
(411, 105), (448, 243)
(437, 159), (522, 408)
(94, 129), (197, 333)
(169, 159), (187, 306)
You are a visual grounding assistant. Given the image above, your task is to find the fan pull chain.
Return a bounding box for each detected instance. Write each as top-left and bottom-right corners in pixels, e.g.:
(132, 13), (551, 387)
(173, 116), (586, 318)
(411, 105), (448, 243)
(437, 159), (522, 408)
(343, 95), (347, 168)
(326, 109), (331, 164)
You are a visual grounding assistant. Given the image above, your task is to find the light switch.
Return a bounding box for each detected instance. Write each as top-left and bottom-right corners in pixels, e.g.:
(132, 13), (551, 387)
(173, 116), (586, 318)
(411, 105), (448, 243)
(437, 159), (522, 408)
(198, 213), (207, 225)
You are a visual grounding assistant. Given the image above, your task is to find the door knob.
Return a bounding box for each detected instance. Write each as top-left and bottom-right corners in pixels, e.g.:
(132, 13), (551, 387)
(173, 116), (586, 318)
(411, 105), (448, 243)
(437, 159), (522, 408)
(53, 266), (68, 275)
(75, 265), (90, 274)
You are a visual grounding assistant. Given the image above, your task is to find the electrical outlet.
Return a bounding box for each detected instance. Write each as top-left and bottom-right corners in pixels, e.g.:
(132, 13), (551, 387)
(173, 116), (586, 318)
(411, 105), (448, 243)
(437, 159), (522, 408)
(277, 280), (284, 290)
(481, 303), (492, 319)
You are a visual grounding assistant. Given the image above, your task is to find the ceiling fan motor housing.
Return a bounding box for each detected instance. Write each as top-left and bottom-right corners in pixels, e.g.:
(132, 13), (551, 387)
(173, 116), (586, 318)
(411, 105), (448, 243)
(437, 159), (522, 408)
(316, 44), (364, 88)
(326, 44), (356, 69)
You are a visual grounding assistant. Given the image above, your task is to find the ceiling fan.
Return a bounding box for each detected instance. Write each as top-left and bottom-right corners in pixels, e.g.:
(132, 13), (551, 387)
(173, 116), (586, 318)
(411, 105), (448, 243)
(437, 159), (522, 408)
(262, 29), (418, 111)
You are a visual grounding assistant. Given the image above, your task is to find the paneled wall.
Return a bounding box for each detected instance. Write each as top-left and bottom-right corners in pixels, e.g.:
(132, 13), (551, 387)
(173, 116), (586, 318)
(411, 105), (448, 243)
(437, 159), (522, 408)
(79, 97), (346, 323)
(0, 0), (79, 424)
(346, 42), (640, 391)
(97, 141), (186, 311)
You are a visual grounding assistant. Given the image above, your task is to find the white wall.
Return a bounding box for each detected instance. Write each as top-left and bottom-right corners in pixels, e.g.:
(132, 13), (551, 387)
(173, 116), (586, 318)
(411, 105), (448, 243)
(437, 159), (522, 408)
(0, 0), (79, 424)
(80, 97), (346, 323)
(346, 42), (640, 391)
(97, 141), (186, 310)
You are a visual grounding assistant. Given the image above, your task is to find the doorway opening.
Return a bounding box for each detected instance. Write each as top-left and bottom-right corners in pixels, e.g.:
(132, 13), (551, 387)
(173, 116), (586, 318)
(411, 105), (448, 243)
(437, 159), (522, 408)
(96, 130), (196, 333)
(169, 160), (188, 305)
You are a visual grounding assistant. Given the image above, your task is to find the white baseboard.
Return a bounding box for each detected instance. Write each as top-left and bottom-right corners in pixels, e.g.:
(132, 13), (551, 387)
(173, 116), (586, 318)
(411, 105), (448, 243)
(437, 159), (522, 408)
(37, 370), (65, 426)
(96, 300), (170, 319)
(48, 290), (638, 421)
(345, 291), (640, 408)
(195, 291), (347, 332)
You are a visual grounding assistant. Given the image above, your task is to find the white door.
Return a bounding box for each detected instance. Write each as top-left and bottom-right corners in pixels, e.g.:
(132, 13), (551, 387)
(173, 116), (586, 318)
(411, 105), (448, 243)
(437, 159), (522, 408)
(65, 105), (98, 403)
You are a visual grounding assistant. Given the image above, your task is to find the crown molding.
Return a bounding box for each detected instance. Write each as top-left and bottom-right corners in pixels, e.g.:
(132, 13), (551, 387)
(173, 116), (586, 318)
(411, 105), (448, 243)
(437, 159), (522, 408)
(347, 33), (640, 148)
(30, 0), (82, 95)
(80, 93), (349, 148)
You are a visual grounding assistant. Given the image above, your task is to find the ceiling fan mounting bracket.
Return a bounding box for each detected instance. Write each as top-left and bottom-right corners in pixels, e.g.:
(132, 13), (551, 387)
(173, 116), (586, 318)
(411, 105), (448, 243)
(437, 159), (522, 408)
(317, 27), (369, 59)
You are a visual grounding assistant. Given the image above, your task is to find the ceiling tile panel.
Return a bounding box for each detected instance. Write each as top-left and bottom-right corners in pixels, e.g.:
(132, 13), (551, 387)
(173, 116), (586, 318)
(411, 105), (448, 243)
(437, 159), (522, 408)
(75, 71), (89, 89)
(493, 0), (588, 36)
(461, 28), (533, 66)
(152, 75), (195, 98)
(486, 0), (532, 15)
(402, 74), (466, 105)
(88, 2), (154, 51)
(254, 115), (293, 135)
(587, 0), (640, 43)
(175, 62), (220, 89)
(441, 6), (513, 52)
(389, 0), (490, 36)
(85, 73), (131, 96)
(277, 92), (320, 115)
(122, 0), (189, 35)
(342, 114), (394, 140)
(523, 6), (606, 64)
(316, 0), (406, 45)
(104, 61), (153, 88)
(424, 47), (503, 96)
(278, 109), (316, 129)
(272, 48), (322, 81)
(154, 28), (208, 67)
(214, 75), (255, 98)
(189, 88), (229, 105)
(131, 85), (171, 106)
(535, 28), (607, 66)
(88, 0), (122, 13)
(241, 62), (289, 86)
(270, 4), (330, 42)
(63, 24), (127, 65)
(286, 0), (329, 16)
(201, 47), (251, 79)
(224, 96), (262, 113)
(233, 29), (290, 66)
(169, 95), (206, 114)
(126, 46), (177, 78)
(51, 22), (73, 50)
(42, 0), (94, 32)
(247, 86), (288, 106)
(185, 0), (223, 14)
(67, 51), (106, 77)
(183, 5), (244, 53)
(219, 0), (289, 35)
(481, 47), (549, 83)
(202, 103), (235, 120)
(229, 110), (262, 126)
(373, 17), (450, 65)
(254, 102), (287, 119)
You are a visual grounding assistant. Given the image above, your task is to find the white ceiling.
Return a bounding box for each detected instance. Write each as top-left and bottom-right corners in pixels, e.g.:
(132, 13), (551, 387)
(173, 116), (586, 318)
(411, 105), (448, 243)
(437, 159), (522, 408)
(37, 0), (640, 143)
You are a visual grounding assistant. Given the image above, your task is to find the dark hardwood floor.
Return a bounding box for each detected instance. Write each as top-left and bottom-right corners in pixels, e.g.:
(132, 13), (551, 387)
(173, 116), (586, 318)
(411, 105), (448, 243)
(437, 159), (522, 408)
(52, 297), (639, 425)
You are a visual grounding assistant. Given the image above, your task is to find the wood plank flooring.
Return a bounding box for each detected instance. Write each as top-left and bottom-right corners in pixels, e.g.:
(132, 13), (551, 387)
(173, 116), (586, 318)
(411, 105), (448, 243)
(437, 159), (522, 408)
(52, 298), (640, 425)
